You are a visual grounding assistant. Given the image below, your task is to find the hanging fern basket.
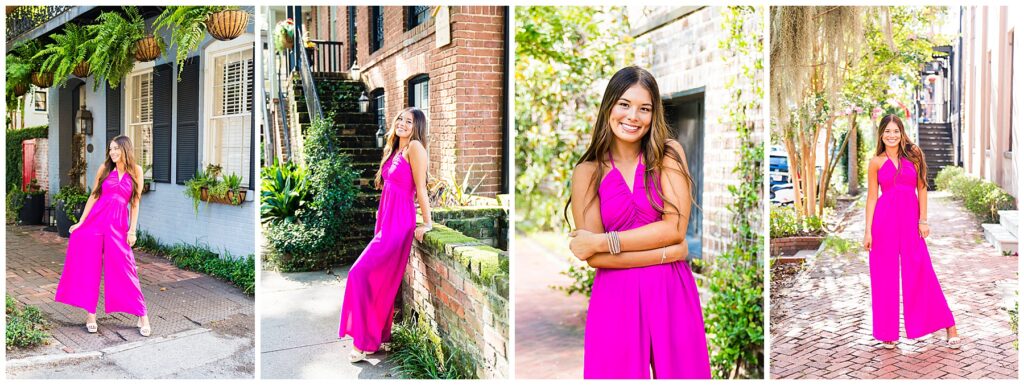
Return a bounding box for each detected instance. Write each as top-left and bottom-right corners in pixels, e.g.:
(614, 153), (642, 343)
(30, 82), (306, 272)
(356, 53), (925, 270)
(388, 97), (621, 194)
(207, 10), (249, 41)
(134, 36), (162, 62)
(72, 62), (91, 78)
(30, 72), (53, 88)
(12, 83), (29, 97)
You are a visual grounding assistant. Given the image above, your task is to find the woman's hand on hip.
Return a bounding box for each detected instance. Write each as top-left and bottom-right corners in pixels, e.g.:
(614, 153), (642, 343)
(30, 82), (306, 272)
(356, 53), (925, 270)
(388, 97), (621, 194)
(863, 233), (872, 251)
(568, 229), (600, 261)
(919, 223), (930, 239)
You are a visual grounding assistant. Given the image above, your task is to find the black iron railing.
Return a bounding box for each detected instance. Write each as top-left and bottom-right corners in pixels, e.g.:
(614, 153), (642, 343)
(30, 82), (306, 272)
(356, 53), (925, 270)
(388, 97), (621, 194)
(307, 40), (345, 74)
(6, 6), (72, 42)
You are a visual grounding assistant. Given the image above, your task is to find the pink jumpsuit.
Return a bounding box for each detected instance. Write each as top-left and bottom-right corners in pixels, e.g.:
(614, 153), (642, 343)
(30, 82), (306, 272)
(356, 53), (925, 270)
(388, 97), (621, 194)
(583, 155), (711, 379)
(869, 157), (955, 341)
(54, 169), (146, 317)
(339, 152), (417, 352)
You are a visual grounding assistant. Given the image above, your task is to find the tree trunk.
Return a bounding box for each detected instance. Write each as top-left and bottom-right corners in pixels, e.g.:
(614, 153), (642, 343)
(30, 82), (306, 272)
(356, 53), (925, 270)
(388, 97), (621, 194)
(847, 115), (859, 195)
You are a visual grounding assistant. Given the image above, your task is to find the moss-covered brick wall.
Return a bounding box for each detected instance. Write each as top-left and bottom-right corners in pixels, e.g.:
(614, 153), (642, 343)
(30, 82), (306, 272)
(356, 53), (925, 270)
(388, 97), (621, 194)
(433, 206), (508, 250)
(401, 223), (509, 379)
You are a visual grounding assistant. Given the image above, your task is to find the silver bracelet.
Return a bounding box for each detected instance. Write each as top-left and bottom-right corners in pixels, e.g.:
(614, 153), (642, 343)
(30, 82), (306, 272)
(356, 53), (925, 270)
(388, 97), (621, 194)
(660, 247), (667, 264)
(919, 221), (928, 225)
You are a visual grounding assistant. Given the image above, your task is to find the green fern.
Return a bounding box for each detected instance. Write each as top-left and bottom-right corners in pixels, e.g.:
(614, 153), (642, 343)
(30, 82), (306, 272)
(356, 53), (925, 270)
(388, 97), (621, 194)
(88, 7), (161, 90)
(154, 6), (236, 80)
(33, 24), (96, 88)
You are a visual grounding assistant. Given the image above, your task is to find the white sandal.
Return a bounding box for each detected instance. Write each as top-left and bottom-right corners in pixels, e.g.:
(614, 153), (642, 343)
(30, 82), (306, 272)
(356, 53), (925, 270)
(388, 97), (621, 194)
(137, 319), (151, 337)
(349, 349), (367, 363)
(947, 336), (962, 349)
(881, 340), (896, 349)
(85, 314), (98, 333)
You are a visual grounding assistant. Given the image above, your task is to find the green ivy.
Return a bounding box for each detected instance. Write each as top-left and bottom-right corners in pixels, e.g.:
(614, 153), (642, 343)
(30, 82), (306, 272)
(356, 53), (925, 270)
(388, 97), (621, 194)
(389, 315), (477, 379)
(702, 6), (764, 379)
(5, 125), (48, 191)
(264, 115), (359, 271)
(6, 294), (50, 348)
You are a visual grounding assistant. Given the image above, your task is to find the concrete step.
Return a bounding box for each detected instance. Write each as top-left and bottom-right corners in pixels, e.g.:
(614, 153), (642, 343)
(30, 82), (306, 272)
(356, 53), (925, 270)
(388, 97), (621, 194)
(999, 210), (1018, 239)
(982, 223), (1018, 255)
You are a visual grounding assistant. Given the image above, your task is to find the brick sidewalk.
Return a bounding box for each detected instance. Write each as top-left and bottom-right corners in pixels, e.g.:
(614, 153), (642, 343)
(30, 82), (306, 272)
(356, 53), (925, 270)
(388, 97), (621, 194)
(6, 225), (254, 355)
(770, 192), (1018, 379)
(514, 234), (587, 379)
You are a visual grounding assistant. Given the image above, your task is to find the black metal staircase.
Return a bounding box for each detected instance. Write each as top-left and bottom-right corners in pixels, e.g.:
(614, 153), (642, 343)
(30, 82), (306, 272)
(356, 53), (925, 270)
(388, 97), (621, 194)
(917, 122), (954, 189)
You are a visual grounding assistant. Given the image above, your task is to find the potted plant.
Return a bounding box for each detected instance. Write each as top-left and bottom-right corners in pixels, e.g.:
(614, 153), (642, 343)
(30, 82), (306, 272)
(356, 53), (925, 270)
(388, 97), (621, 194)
(6, 53), (34, 99)
(223, 173), (246, 205)
(33, 24), (97, 87)
(89, 7), (164, 89)
(54, 185), (89, 238)
(155, 7), (248, 80)
(303, 30), (316, 66)
(18, 179), (47, 225)
(206, 7), (250, 41)
(273, 18), (295, 53)
(183, 168), (210, 214)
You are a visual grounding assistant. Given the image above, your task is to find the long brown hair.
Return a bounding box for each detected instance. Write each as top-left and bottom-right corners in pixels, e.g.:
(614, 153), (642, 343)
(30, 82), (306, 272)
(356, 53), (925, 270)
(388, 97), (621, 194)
(874, 114), (928, 188)
(375, 107), (428, 188)
(92, 135), (141, 204)
(564, 66), (694, 228)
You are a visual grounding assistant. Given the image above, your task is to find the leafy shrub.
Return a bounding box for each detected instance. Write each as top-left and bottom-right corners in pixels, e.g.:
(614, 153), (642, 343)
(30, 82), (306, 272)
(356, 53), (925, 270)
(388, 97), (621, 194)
(552, 263), (595, 298)
(135, 231), (255, 295)
(264, 116), (359, 271)
(6, 295), (49, 348)
(770, 205), (825, 238)
(935, 166), (1015, 223)
(54, 185), (89, 222)
(6, 125), (48, 191)
(260, 161), (310, 223)
(389, 315), (476, 379)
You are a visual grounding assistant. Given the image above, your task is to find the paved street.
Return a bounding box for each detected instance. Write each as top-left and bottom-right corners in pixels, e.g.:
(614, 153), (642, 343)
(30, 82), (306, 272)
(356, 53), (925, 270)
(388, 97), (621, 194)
(770, 192), (1018, 379)
(5, 225), (254, 378)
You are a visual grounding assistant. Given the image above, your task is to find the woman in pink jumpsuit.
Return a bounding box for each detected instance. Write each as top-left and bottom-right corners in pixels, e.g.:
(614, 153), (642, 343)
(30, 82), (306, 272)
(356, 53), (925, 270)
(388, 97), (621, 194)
(864, 115), (958, 349)
(340, 107), (433, 363)
(566, 66), (711, 379)
(54, 135), (151, 336)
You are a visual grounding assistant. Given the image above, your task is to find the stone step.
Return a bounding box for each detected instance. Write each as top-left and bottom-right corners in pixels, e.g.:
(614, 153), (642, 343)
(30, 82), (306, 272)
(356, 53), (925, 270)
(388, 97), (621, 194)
(337, 134), (380, 148)
(982, 223), (1018, 255)
(350, 162), (381, 179)
(338, 148), (383, 163)
(336, 122), (381, 136)
(999, 210), (1018, 239)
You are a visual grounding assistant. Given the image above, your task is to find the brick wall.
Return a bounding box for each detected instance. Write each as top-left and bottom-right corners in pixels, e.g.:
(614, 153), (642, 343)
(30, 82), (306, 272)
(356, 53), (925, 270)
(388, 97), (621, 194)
(400, 223), (509, 379)
(311, 6), (506, 196)
(770, 236), (825, 257)
(32, 138), (50, 202)
(630, 6), (764, 259)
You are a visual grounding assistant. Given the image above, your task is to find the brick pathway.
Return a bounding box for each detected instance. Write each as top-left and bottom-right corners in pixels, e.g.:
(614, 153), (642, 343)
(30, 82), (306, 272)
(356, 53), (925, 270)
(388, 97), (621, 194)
(514, 234), (587, 379)
(6, 225), (254, 355)
(770, 192), (1018, 379)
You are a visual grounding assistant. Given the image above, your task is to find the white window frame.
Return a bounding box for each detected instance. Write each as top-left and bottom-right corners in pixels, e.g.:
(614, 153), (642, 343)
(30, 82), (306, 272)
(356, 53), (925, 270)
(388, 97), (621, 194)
(124, 61), (156, 180)
(203, 34), (255, 191)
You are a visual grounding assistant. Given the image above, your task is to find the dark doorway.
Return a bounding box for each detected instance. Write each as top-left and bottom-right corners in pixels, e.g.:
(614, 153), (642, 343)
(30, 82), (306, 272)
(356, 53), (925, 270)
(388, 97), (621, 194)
(664, 89), (704, 259)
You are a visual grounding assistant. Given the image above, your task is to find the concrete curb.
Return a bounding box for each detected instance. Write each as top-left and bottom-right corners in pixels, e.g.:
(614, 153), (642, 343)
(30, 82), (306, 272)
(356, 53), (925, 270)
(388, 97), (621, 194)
(6, 328), (213, 370)
(6, 351), (102, 369)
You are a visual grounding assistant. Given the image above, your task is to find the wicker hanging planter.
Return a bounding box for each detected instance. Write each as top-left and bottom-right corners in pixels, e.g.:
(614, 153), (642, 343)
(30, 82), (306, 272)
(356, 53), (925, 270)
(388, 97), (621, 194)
(134, 36), (161, 62)
(12, 83), (29, 97)
(30, 72), (53, 88)
(72, 62), (91, 78)
(207, 9), (249, 41)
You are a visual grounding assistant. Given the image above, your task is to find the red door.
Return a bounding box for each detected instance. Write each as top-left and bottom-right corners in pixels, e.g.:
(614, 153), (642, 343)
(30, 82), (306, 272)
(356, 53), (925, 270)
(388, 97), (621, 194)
(22, 139), (36, 190)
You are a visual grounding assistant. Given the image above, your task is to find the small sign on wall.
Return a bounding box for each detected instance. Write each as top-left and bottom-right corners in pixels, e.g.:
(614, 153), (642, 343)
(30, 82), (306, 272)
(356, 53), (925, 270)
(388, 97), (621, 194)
(435, 6), (451, 48)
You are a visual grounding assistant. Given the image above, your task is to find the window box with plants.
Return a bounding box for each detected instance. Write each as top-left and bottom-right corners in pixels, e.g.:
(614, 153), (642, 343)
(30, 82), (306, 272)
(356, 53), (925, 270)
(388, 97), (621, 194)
(183, 165), (248, 214)
(54, 185), (89, 238)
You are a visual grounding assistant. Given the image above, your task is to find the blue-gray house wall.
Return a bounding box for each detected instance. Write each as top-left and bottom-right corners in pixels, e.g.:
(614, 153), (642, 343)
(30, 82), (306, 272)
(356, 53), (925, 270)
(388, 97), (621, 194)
(45, 7), (256, 258)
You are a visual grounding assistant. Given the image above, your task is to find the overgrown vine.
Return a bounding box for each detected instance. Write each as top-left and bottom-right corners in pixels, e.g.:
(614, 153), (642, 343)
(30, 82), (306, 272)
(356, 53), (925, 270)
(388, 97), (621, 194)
(702, 5), (765, 379)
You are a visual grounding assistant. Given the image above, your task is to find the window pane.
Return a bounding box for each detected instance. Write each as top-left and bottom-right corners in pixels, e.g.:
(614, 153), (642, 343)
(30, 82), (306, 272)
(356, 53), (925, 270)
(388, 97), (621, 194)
(209, 48), (254, 187)
(128, 71), (153, 178)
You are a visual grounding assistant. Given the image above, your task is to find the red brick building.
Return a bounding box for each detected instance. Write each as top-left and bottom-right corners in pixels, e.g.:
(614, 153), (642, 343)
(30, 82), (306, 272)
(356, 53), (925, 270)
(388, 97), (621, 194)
(303, 6), (508, 196)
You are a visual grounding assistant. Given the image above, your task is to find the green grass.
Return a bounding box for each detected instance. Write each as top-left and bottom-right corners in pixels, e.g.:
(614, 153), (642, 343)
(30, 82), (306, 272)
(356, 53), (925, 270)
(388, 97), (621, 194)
(389, 316), (476, 379)
(6, 295), (49, 349)
(135, 231), (255, 295)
